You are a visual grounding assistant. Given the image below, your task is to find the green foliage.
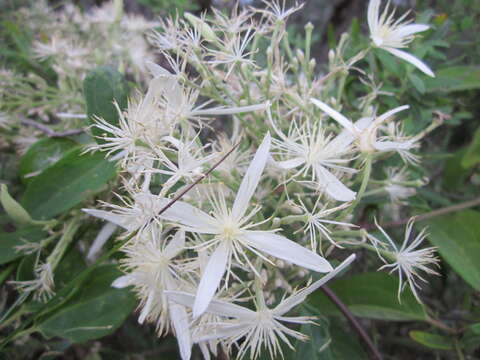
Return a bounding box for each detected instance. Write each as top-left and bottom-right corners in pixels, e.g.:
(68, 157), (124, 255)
(37, 265), (136, 343)
(19, 138), (77, 184)
(409, 331), (455, 350)
(0, 226), (45, 265)
(84, 66), (130, 143)
(424, 210), (480, 291)
(310, 272), (427, 321)
(21, 148), (117, 220)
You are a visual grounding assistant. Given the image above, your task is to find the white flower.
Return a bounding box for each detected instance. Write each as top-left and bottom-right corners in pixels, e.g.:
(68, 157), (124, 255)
(367, 218), (440, 302)
(270, 116), (357, 202)
(293, 199), (355, 250)
(153, 135), (218, 196)
(83, 187), (168, 234)
(112, 228), (192, 360)
(367, 0), (434, 77)
(311, 99), (417, 162)
(384, 167), (417, 203)
(160, 134), (333, 318)
(167, 254), (356, 360)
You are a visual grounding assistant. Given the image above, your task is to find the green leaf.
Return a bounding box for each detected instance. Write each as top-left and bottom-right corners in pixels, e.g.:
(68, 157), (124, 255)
(309, 272), (427, 321)
(1, 184), (33, 225)
(19, 138), (77, 183)
(409, 331), (454, 350)
(425, 66), (480, 92)
(462, 128), (480, 168)
(37, 264), (136, 343)
(288, 308), (369, 360)
(0, 226), (45, 265)
(423, 210), (480, 291)
(442, 148), (470, 190)
(470, 323), (480, 335)
(408, 73), (426, 94)
(84, 66), (129, 143)
(21, 147), (117, 220)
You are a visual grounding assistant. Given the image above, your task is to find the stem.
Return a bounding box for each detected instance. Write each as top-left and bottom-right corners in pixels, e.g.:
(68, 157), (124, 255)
(351, 155), (373, 210)
(321, 285), (383, 360)
(363, 197), (480, 230)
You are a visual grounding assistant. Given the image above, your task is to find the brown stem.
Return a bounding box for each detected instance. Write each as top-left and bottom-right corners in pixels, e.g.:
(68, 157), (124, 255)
(150, 141), (240, 222)
(21, 118), (84, 137)
(363, 197), (480, 231)
(321, 285), (383, 360)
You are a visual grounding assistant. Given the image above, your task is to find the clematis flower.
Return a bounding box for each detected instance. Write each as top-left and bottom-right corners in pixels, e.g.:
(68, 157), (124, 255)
(311, 99), (417, 162)
(167, 254), (356, 360)
(160, 134), (333, 318)
(367, 0), (434, 77)
(367, 218), (440, 302)
(270, 115), (357, 202)
(112, 228), (192, 360)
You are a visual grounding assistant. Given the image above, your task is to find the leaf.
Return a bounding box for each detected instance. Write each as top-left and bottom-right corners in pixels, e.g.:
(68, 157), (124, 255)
(37, 264), (136, 343)
(1, 184), (33, 225)
(84, 66), (129, 143)
(442, 148), (470, 190)
(471, 323), (480, 335)
(21, 147), (117, 220)
(288, 308), (368, 360)
(462, 128), (480, 168)
(0, 226), (45, 265)
(309, 272), (427, 321)
(408, 73), (426, 94)
(423, 210), (480, 291)
(19, 138), (77, 183)
(409, 331), (454, 350)
(425, 66), (480, 92)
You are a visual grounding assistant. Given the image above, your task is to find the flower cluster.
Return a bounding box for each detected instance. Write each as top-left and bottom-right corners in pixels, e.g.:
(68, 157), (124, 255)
(80, 1), (440, 359)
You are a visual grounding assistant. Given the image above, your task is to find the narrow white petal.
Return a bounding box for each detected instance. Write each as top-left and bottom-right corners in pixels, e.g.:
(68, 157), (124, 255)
(87, 222), (118, 261)
(193, 242), (230, 318)
(373, 105), (410, 127)
(145, 61), (172, 77)
(385, 47), (435, 77)
(374, 140), (415, 152)
(310, 98), (356, 133)
(166, 291), (255, 318)
(274, 157), (305, 170)
(161, 201), (218, 234)
(169, 302), (192, 360)
(394, 24), (430, 38)
(111, 275), (134, 288)
(367, 0), (380, 34)
(273, 254), (356, 316)
(244, 231), (333, 273)
(82, 209), (132, 230)
(192, 102), (269, 116)
(315, 165), (356, 202)
(164, 230), (186, 259)
(232, 133), (271, 219)
(194, 323), (251, 343)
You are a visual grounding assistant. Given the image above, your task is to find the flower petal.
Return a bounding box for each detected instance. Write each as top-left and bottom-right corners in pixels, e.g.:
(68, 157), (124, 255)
(244, 231), (333, 273)
(393, 24), (430, 38)
(384, 47), (435, 77)
(82, 208), (132, 230)
(315, 165), (356, 202)
(161, 201), (218, 234)
(367, 0), (380, 34)
(169, 302), (192, 360)
(192, 102), (270, 116)
(111, 275), (134, 289)
(164, 230), (186, 259)
(274, 157), (305, 170)
(232, 133), (271, 219)
(167, 291), (255, 318)
(273, 254), (356, 316)
(310, 98), (356, 133)
(193, 242), (230, 318)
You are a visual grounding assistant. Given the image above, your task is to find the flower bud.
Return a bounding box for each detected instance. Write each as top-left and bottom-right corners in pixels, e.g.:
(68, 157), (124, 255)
(184, 13), (217, 43)
(0, 184), (33, 225)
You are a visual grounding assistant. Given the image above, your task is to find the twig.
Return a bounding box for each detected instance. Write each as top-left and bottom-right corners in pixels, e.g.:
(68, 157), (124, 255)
(149, 141), (240, 223)
(363, 197), (480, 231)
(321, 285), (383, 360)
(21, 118), (84, 137)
